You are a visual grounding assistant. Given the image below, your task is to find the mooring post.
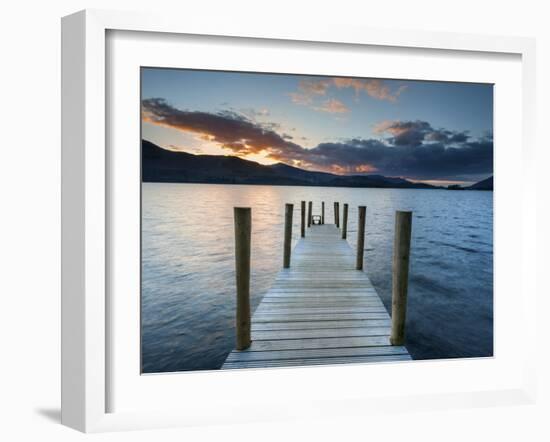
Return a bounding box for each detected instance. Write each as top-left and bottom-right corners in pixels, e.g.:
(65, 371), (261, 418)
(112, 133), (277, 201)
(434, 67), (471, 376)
(301, 200), (306, 237)
(308, 201), (312, 227)
(356, 206), (366, 270)
(390, 211), (413, 346)
(283, 203), (293, 268)
(234, 207), (251, 350)
(321, 201), (325, 224)
(342, 203), (349, 239)
(334, 202), (340, 227)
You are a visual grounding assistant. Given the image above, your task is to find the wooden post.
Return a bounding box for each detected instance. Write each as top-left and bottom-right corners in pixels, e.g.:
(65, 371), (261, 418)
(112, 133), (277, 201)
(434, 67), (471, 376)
(321, 201), (325, 224)
(283, 203), (293, 268)
(234, 207), (251, 350)
(334, 202), (340, 227)
(342, 203), (348, 239)
(356, 206), (366, 270)
(308, 201), (312, 227)
(301, 201), (306, 237)
(390, 211), (413, 346)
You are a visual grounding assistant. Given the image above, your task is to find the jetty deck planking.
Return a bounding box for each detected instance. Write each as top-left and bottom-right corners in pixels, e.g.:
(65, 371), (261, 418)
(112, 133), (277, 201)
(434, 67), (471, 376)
(221, 223), (411, 369)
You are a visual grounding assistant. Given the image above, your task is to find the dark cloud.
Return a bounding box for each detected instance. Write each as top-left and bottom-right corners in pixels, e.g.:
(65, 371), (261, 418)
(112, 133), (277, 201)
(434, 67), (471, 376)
(426, 129), (470, 144)
(449, 132), (470, 143)
(374, 120), (471, 147)
(142, 98), (304, 160)
(142, 98), (493, 180)
(304, 138), (493, 179)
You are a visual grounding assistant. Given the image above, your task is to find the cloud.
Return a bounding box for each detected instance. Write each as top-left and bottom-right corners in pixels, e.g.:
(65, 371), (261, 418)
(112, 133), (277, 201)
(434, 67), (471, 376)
(303, 137), (492, 178)
(288, 77), (407, 114)
(142, 98), (305, 160)
(289, 92), (312, 106)
(288, 79), (331, 106)
(240, 107), (270, 118)
(290, 77), (407, 111)
(332, 78), (407, 102)
(313, 98), (349, 114)
(300, 79), (331, 95)
(142, 98), (492, 180)
(374, 120), (470, 147)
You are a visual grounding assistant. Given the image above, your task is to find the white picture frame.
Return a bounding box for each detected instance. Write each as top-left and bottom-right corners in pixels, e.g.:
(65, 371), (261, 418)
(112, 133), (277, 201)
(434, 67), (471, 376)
(61, 9), (537, 433)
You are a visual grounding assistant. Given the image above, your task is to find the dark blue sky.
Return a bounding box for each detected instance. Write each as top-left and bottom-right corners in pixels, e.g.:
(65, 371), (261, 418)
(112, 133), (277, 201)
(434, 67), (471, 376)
(141, 68), (493, 185)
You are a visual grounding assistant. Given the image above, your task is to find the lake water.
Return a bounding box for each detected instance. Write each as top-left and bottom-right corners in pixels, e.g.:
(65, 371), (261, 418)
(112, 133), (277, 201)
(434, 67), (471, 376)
(142, 183), (493, 373)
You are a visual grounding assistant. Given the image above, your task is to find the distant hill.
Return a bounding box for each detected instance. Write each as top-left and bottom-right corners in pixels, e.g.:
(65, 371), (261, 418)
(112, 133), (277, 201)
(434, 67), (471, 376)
(468, 176), (493, 191)
(142, 139), (437, 189)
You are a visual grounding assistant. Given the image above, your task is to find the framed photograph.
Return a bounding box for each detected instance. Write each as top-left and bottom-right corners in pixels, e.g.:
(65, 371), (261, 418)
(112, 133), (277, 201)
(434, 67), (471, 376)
(61, 9), (537, 432)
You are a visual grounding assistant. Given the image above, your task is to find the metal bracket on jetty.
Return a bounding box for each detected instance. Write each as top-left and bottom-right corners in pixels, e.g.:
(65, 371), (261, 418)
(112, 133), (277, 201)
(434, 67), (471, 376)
(222, 201), (412, 369)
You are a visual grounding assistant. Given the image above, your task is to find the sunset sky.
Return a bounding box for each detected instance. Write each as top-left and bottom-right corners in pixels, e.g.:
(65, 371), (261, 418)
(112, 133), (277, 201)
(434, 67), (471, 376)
(141, 68), (493, 186)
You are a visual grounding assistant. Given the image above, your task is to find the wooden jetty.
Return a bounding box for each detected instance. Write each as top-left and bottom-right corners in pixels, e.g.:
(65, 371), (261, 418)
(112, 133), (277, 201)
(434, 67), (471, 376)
(222, 208), (412, 370)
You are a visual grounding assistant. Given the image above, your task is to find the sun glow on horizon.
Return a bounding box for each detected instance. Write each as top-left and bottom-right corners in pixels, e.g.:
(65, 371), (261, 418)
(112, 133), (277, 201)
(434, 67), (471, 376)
(408, 178), (476, 187)
(151, 139), (486, 185)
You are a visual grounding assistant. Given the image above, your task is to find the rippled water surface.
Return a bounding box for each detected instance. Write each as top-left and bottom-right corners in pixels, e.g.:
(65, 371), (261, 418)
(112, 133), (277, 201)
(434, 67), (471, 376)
(142, 183), (493, 373)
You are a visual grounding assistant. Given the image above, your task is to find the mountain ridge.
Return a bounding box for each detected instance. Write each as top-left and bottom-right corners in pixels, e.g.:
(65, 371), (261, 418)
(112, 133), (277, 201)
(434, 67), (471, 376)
(467, 176), (493, 191)
(142, 139), (490, 190)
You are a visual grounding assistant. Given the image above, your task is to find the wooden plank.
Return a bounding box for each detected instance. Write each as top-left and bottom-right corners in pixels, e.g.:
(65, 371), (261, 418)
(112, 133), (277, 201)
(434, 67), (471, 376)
(272, 282), (374, 287)
(263, 296), (380, 301)
(245, 335), (391, 351)
(225, 346), (409, 362)
(258, 298), (385, 305)
(251, 320), (391, 331)
(222, 354), (412, 369)
(267, 287), (376, 290)
(259, 304), (385, 309)
(275, 274), (372, 279)
(261, 295), (383, 301)
(266, 288), (377, 293)
(260, 298), (384, 304)
(253, 312), (391, 322)
(252, 327), (391, 341)
(258, 302), (386, 309)
(254, 307), (387, 315)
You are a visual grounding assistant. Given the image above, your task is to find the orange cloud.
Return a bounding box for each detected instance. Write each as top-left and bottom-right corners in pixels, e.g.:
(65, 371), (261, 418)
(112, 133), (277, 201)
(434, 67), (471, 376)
(354, 164), (377, 173)
(288, 79), (331, 106)
(333, 78), (407, 102)
(325, 163), (378, 175)
(289, 92), (313, 105)
(373, 120), (409, 135)
(289, 77), (407, 113)
(300, 79), (331, 95)
(313, 98), (349, 114)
